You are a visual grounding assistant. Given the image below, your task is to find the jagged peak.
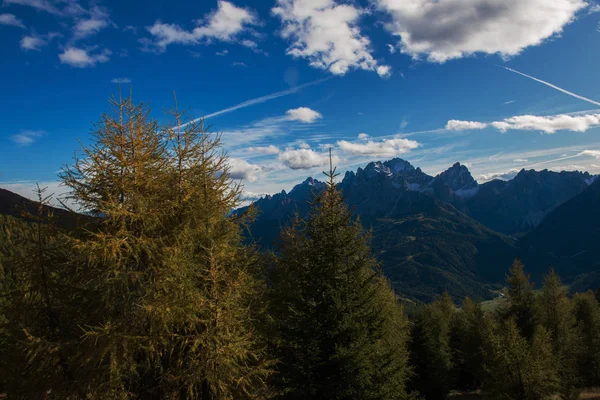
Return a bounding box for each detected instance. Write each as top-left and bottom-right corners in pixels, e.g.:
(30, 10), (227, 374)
(290, 177), (325, 194)
(384, 157), (415, 173)
(437, 162), (478, 191)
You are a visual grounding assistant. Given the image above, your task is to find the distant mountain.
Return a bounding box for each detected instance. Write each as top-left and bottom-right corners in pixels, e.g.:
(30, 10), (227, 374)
(518, 179), (600, 288)
(463, 169), (596, 236)
(0, 188), (84, 229)
(241, 159), (519, 302)
(241, 158), (596, 301)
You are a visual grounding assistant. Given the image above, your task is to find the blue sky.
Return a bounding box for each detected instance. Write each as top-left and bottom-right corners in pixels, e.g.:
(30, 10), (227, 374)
(2, 0), (600, 201)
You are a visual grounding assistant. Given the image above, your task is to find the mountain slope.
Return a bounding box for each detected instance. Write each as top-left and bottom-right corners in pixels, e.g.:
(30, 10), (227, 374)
(518, 179), (600, 287)
(0, 187), (86, 229)
(242, 162), (517, 302)
(463, 169), (595, 235)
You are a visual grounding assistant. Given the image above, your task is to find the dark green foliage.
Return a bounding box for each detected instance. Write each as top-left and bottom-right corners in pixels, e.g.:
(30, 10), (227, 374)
(410, 292), (455, 400)
(573, 291), (600, 386)
(536, 269), (580, 399)
(453, 297), (487, 391)
(269, 157), (412, 400)
(505, 260), (537, 339)
(483, 319), (559, 400)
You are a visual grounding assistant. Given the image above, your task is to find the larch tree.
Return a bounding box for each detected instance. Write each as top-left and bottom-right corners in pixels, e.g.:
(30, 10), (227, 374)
(269, 152), (413, 400)
(0, 187), (88, 398)
(58, 92), (273, 399)
(536, 269), (580, 399)
(483, 318), (558, 400)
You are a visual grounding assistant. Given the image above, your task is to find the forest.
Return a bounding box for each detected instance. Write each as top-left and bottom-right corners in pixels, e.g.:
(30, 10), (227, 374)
(1, 94), (600, 400)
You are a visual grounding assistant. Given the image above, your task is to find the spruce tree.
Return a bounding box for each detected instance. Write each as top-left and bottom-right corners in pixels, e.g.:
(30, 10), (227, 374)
(270, 152), (412, 400)
(56, 92), (272, 398)
(573, 291), (600, 386)
(536, 269), (580, 399)
(410, 292), (455, 400)
(453, 297), (486, 391)
(506, 259), (537, 339)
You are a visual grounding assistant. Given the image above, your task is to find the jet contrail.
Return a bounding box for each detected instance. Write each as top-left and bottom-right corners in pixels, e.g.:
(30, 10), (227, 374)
(182, 77), (333, 127)
(501, 66), (600, 107)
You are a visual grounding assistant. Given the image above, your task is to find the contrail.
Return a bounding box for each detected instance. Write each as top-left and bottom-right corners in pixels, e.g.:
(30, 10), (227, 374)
(182, 77), (333, 127)
(500, 66), (600, 107)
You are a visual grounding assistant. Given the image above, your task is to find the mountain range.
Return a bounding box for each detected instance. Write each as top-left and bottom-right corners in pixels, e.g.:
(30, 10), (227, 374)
(1, 159), (597, 303)
(240, 158), (598, 302)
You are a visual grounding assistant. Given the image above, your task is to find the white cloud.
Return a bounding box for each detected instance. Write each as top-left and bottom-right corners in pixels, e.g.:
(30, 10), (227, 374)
(286, 107), (322, 123)
(111, 77), (131, 84)
(446, 113), (600, 134)
(247, 145), (280, 154)
(3, 0), (62, 16)
(358, 133), (369, 140)
(376, 65), (392, 78)
(10, 130), (45, 146)
(20, 35), (47, 51)
(579, 149), (600, 159)
(59, 47), (111, 68)
(0, 13), (25, 28)
(513, 158), (529, 163)
(232, 61), (247, 67)
(478, 169), (521, 182)
(337, 137), (420, 156)
(491, 113), (600, 134)
(72, 6), (111, 40)
(216, 49), (229, 56)
(278, 148), (335, 170)
(375, 0), (587, 62)
(147, 1), (258, 51)
(446, 120), (488, 131)
(272, 0), (390, 76)
(228, 158), (264, 181)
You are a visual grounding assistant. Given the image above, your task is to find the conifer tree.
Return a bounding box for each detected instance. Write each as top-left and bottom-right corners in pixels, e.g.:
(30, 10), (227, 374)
(56, 92), (272, 398)
(0, 187), (87, 398)
(506, 259), (537, 339)
(269, 151), (412, 400)
(483, 318), (559, 400)
(453, 297), (486, 391)
(536, 269), (580, 399)
(573, 291), (600, 386)
(410, 292), (455, 400)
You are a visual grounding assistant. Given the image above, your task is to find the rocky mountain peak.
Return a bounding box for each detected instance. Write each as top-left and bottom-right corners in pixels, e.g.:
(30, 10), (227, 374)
(436, 162), (478, 191)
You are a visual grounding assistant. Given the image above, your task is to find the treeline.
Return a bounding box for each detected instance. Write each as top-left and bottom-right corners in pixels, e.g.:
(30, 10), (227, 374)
(1, 94), (599, 399)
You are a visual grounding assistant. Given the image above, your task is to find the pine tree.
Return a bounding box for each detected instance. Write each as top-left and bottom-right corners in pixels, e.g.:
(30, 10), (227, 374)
(483, 318), (559, 400)
(410, 292), (455, 400)
(506, 259), (537, 339)
(536, 269), (580, 399)
(56, 92), (273, 398)
(269, 151), (412, 400)
(573, 291), (600, 386)
(453, 297), (486, 391)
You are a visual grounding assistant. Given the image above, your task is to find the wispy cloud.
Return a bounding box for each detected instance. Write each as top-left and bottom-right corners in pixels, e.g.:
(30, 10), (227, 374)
(111, 77), (131, 84)
(0, 13), (25, 28)
(59, 47), (111, 68)
(501, 66), (600, 107)
(183, 77), (331, 125)
(10, 130), (45, 146)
